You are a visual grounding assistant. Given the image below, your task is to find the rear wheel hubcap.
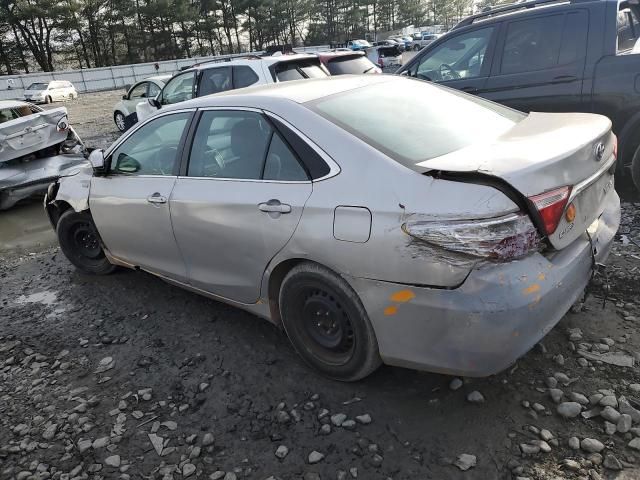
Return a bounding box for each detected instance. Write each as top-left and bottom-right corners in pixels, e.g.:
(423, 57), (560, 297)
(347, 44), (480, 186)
(301, 289), (354, 355)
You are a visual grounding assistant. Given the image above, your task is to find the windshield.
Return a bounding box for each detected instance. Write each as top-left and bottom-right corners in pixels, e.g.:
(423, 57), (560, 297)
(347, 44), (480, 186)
(307, 79), (523, 167)
(326, 56), (377, 75)
(27, 83), (48, 90)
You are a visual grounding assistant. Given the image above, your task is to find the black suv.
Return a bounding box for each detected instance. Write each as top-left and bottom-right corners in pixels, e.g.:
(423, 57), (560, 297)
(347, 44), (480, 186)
(398, 0), (640, 190)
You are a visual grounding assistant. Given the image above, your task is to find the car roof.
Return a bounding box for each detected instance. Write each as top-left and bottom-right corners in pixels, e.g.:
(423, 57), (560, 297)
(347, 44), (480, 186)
(147, 75), (172, 82)
(185, 53), (318, 72)
(163, 75), (396, 111)
(0, 100), (29, 109)
(453, 0), (607, 29)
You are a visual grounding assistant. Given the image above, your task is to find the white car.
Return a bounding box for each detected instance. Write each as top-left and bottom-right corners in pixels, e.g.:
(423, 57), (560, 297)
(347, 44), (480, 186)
(23, 80), (77, 104)
(136, 54), (329, 123)
(410, 33), (441, 51)
(112, 75), (171, 132)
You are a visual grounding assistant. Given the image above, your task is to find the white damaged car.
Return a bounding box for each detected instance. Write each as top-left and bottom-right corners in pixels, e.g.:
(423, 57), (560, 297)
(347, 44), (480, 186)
(0, 100), (85, 210)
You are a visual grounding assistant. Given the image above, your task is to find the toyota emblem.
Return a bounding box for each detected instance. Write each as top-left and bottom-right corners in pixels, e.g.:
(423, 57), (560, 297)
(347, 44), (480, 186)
(594, 142), (605, 161)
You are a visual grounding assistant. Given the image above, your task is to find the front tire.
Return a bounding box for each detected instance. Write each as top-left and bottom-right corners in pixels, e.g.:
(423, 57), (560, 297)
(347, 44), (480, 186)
(413, 44), (420, 51)
(57, 210), (116, 275)
(45, 95), (52, 104)
(114, 111), (126, 132)
(279, 262), (381, 381)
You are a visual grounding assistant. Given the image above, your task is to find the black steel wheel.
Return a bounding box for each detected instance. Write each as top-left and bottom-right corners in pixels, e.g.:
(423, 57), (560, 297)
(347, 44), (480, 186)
(57, 210), (116, 275)
(279, 262), (381, 381)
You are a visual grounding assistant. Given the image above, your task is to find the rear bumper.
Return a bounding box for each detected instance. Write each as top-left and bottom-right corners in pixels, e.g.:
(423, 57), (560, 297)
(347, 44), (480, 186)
(349, 191), (620, 377)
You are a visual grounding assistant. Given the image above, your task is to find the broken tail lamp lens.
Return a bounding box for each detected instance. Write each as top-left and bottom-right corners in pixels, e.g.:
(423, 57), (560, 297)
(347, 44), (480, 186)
(528, 186), (572, 236)
(402, 213), (540, 261)
(57, 115), (69, 132)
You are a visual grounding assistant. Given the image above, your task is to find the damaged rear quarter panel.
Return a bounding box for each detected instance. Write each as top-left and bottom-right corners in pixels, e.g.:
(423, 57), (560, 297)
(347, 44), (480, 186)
(277, 140), (521, 288)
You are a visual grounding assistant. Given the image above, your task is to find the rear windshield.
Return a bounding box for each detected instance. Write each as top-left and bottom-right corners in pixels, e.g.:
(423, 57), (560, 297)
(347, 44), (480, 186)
(326, 56), (377, 75)
(27, 83), (48, 90)
(274, 59), (328, 81)
(379, 46), (401, 57)
(617, 3), (640, 53)
(307, 79), (523, 167)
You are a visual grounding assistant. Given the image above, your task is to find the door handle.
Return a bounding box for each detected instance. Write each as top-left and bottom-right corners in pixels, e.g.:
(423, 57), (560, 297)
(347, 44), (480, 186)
(460, 86), (478, 93)
(147, 193), (167, 204)
(258, 200), (291, 214)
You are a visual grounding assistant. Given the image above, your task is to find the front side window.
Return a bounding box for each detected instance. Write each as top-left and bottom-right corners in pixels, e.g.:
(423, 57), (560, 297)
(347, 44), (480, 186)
(308, 79), (523, 168)
(415, 27), (494, 81)
(188, 110), (308, 181)
(161, 71), (196, 105)
(109, 112), (190, 175)
(198, 67), (232, 96)
(233, 66), (259, 88)
(129, 82), (148, 99)
(618, 5), (640, 53)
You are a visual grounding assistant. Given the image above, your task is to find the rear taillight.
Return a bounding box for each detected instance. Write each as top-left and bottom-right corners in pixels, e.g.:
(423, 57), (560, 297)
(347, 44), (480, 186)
(613, 133), (618, 159)
(402, 213), (540, 261)
(528, 186), (572, 236)
(56, 115), (69, 132)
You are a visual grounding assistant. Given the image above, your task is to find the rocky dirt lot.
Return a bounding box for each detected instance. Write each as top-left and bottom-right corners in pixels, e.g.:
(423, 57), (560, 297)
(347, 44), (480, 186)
(3, 92), (640, 480)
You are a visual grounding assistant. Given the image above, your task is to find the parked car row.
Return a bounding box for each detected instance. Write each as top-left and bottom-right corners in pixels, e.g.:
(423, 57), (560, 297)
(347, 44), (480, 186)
(115, 52), (381, 131)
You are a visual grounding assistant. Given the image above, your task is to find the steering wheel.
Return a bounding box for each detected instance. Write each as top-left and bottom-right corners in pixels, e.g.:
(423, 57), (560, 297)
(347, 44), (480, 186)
(151, 145), (177, 175)
(201, 148), (226, 177)
(439, 63), (461, 81)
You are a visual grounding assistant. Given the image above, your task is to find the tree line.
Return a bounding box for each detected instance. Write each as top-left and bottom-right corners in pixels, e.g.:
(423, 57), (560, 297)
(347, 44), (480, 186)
(0, 0), (492, 74)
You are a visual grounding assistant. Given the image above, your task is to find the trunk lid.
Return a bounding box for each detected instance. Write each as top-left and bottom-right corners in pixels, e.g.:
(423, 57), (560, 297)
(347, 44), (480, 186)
(417, 112), (616, 250)
(0, 107), (68, 163)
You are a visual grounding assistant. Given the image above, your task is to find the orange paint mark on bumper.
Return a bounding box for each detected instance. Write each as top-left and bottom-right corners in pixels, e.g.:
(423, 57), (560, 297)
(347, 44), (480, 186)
(390, 290), (415, 303)
(523, 284), (540, 295)
(384, 305), (398, 316)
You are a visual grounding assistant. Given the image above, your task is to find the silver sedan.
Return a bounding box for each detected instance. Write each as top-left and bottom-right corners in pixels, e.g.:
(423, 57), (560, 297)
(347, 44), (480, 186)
(45, 75), (620, 381)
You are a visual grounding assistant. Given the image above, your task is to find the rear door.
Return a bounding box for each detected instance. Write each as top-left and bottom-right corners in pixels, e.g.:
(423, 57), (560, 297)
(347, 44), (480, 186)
(405, 26), (498, 95)
(483, 10), (588, 112)
(170, 108), (312, 303)
(90, 110), (193, 281)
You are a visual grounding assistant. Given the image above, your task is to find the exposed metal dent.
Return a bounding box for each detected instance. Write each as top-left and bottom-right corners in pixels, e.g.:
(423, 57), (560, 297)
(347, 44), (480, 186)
(1, 154), (87, 210)
(49, 161), (93, 213)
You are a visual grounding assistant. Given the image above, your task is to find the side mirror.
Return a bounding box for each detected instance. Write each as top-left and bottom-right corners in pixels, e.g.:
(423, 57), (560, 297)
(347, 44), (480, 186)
(149, 97), (161, 109)
(88, 149), (106, 173)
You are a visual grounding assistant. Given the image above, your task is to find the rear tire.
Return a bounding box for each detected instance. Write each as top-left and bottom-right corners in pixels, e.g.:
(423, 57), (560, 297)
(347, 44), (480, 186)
(279, 262), (381, 381)
(57, 210), (116, 275)
(632, 144), (640, 192)
(413, 44), (420, 51)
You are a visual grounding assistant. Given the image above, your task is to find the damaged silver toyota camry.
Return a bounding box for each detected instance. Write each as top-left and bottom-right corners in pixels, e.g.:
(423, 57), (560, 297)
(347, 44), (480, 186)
(44, 75), (620, 381)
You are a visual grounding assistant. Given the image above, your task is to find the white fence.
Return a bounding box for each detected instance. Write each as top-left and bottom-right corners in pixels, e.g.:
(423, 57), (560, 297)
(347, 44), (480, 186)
(0, 46), (330, 101)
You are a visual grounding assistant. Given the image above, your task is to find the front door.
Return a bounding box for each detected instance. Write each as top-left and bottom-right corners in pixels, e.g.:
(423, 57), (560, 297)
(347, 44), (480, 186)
(170, 109), (312, 303)
(90, 111), (193, 281)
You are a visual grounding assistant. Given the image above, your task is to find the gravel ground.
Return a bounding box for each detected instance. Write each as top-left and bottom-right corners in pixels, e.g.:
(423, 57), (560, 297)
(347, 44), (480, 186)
(3, 91), (640, 480)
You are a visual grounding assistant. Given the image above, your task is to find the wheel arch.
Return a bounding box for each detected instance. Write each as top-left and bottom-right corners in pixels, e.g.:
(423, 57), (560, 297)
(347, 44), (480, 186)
(264, 257), (354, 328)
(617, 112), (640, 165)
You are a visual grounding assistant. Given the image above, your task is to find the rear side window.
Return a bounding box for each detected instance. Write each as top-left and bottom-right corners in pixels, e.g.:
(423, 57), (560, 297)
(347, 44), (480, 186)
(501, 13), (587, 74)
(308, 79), (523, 167)
(501, 15), (564, 74)
(326, 56), (377, 75)
(233, 66), (259, 88)
(0, 108), (20, 124)
(199, 67), (232, 96)
(263, 133), (308, 181)
(618, 6), (640, 53)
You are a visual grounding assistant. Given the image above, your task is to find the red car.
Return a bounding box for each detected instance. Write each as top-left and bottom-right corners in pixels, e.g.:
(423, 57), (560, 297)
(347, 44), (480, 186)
(316, 50), (381, 75)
